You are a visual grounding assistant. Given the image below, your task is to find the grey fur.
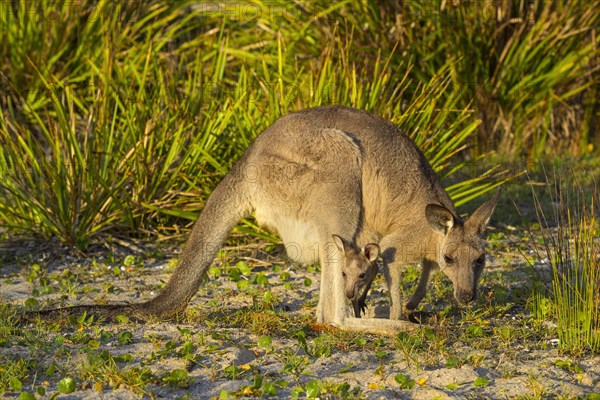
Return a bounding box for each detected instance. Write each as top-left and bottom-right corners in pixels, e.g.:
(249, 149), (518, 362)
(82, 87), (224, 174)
(27, 106), (499, 335)
(332, 234), (379, 318)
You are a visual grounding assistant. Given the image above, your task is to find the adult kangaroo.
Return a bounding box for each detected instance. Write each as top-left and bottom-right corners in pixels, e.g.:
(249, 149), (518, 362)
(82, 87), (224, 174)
(27, 106), (499, 335)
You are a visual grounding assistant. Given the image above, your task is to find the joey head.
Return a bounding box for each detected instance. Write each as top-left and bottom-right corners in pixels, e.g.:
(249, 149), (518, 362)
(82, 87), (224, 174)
(332, 234), (379, 318)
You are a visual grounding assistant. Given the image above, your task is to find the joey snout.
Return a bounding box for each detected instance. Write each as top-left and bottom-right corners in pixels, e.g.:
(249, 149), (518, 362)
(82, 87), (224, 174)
(342, 271), (367, 300)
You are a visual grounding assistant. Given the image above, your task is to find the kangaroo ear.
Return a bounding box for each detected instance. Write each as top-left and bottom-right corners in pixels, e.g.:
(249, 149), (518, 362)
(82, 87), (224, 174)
(332, 234), (351, 253)
(426, 204), (455, 235)
(362, 243), (379, 262)
(466, 189), (501, 236)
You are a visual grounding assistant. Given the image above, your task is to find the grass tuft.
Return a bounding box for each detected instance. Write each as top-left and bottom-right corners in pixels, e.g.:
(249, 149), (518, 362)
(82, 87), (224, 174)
(529, 168), (600, 353)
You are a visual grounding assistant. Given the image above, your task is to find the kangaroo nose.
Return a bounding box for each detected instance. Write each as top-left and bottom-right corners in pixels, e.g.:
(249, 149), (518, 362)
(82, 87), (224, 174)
(345, 288), (355, 300)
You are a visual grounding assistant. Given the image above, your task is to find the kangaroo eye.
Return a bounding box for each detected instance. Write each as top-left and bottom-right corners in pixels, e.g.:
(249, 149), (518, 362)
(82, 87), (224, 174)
(342, 272), (347, 278)
(444, 255), (455, 264)
(358, 273), (366, 280)
(476, 255), (486, 265)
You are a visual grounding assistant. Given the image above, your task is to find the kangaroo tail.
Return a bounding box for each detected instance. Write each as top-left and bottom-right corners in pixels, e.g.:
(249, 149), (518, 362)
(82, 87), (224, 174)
(24, 303), (141, 322)
(141, 169), (252, 317)
(24, 165), (252, 322)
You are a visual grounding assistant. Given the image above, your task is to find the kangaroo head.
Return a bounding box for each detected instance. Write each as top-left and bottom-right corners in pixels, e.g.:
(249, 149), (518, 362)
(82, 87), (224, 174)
(332, 234), (379, 300)
(425, 191), (500, 307)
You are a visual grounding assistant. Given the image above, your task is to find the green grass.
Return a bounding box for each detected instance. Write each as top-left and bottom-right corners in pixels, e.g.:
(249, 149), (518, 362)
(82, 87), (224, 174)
(528, 169), (600, 353)
(2, 0), (595, 243)
(0, 0), (513, 246)
(1, 237), (597, 398)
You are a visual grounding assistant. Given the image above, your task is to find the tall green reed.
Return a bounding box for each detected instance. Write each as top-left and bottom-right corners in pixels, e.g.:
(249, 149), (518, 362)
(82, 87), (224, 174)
(0, 0), (505, 245)
(530, 171), (599, 353)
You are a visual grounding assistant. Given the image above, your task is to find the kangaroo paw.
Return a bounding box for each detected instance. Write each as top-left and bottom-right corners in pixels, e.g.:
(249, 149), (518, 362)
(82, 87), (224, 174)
(358, 299), (368, 316)
(352, 298), (368, 318)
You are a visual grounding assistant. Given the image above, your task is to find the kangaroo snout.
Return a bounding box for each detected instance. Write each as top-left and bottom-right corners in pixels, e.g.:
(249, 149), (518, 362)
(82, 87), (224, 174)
(345, 287), (356, 300)
(345, 281), (363, 300)
(346, 275), (367, 300)
(456, 290), (476, 306)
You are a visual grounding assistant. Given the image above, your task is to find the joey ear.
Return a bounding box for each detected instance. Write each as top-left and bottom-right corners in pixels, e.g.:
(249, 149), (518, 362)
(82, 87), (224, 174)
(425, 204), (455, 235)
(332, 234), (351, 253)
(466, 189), (501, 236)
(362, 243), (379, 262)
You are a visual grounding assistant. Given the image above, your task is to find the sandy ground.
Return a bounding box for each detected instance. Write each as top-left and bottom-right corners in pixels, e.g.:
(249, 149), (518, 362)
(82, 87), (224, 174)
(0, 239), (599, 399)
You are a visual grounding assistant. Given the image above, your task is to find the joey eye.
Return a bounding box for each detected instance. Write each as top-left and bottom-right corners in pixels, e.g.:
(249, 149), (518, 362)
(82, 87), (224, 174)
(358, 273), (366, 280)
(444, 255), (455, 264)
(475, 255), (485, 266)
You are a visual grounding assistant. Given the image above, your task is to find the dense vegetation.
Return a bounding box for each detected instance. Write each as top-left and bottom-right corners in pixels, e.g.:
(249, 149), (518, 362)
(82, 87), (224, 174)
(1, 0), (597, 245)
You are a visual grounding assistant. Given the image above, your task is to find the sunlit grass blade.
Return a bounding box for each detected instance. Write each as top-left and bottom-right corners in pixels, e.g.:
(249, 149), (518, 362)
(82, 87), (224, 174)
(529, 169), (600, 353)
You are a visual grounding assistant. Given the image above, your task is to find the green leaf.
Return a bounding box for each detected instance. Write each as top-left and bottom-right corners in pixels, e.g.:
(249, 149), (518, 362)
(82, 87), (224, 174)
(263, 290), (276, 304)
(123, 255), (136, 267)
(445, 357), (459, 368)
(465, 325), (485, 337)
(9, 377), (22, 391)
(117, 331), (134, 345)
(258, 335), (272, 349)
(228, 268), (241, 282)
(251, 375), (263, 390)
(163, 369), (192, 387)
(57, 377), (76, 393)
(24, 298), (39, 308)
(280, 272), (291, 281)
(236, 261), (252, 276)
(473, 376), (489, 388)
(114, 353), (134, 363)
(305, 380), (323, 398)
(36, 386), (46, 397)
(290, 387), (303, 400)
(395, 373), (416, 389)
(255, 273), (269, 286)
(262, 381), (277, 396)
(554, 360), (584, 374)
(338, 363), (354, 373)
(19, 392), (36, 400)
(46, 363), (56, 377)
(178, 341), (195, 356)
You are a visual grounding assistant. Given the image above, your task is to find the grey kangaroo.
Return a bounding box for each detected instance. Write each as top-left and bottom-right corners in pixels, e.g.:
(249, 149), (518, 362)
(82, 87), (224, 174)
(333, 234), (379, 318)
(26, 106), (499, 335)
